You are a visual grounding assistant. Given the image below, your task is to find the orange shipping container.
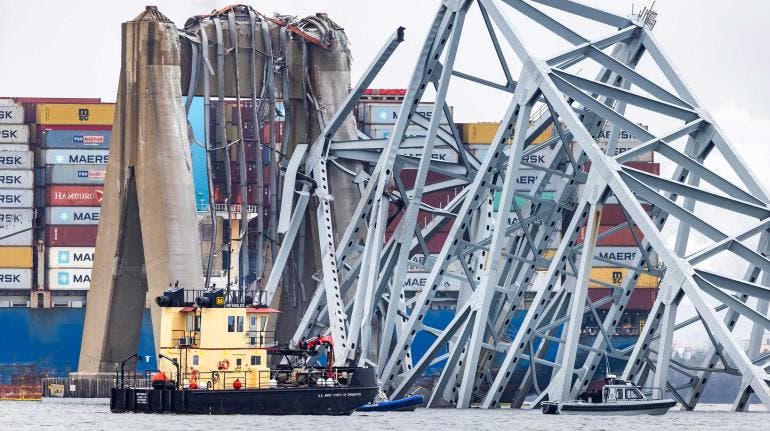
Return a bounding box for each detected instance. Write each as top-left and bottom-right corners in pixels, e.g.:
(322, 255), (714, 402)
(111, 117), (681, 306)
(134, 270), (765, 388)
(36, 103), (115, 126)
(0, 246), (33, 268)
(589, 267), (659, 289)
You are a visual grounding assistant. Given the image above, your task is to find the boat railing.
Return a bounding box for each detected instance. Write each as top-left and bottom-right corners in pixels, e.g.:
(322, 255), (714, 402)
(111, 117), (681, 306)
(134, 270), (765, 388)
(115, 369), (160, 389)
(182, 288), (269, 307)
(175, 367), (361, 391)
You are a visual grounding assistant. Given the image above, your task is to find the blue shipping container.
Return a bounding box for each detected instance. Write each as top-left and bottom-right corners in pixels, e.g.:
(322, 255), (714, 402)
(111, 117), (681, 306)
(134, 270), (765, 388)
(42, 130), (111, 150)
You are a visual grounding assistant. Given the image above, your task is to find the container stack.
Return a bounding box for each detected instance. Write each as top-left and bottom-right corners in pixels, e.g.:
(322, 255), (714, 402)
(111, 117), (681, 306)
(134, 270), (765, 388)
(0, 99), (34, 304)
(36, 103), (113, 298)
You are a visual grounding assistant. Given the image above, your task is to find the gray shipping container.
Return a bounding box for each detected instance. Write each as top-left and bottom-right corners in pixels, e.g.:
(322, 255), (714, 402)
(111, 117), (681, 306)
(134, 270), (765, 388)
(358, 103), (452, 125)
(46, 164), (106, 185)
(42, 129), (111, 150)
(0, 151), (33, 170)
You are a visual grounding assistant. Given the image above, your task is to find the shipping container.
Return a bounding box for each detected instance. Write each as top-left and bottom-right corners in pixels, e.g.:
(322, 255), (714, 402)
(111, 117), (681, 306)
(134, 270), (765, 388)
(358, 103), (450, 125)
(0, 189), (34, 208)
(8, 97), (101, 123)
(0, 209), (33, 246)
(588, 267), (659, 289)
(362, 124), (450, 139)
(461, 122), (501, 145)
(0, 268), (32, 289)
(592, 246), (651, 268)
(0, 151), (33, 170)
(46, 225), (98, 247)
(43, 149), (109, 165)
(47, 268), (91, 290)
(48, 247), (96, 269)
(397, 147), (459, 163)
(46, 185), (104, 206)
(36, 103), (115, 126)
(38, 126), (111, 149)
(578, 225), (645, 247)
(46, 207), (101, 225)
(0, 100), (24, 124)
(599, 203), (653, 226)
(212, 184), (269, 205)
(0, 124), (30, 144)
(0, 246), (33, 268)
(211, 162), (267, 184)
(402, 272), (462, 291)
(492, 190), (557, 211)
(46, 164), (106, 185)
(588, 287), (658, 310)
(583, 161), (660, 176)
(0, 170), (33, 189)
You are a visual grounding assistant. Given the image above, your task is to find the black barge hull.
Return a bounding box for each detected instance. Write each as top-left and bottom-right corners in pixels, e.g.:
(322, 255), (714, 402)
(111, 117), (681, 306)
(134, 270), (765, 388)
(111, 385), (379, 415)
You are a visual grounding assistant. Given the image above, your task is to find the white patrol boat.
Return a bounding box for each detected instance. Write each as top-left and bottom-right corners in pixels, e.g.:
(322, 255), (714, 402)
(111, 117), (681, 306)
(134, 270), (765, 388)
(541, 375), (676, 415)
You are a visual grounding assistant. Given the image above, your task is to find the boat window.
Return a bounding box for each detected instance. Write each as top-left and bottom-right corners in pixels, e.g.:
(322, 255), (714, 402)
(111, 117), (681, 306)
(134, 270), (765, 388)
(227, 316), (235, 332)
(194, 315), (201, 331)
(250, 337), (256, 345)
(626, 389), (643, 400)
(192, 355), (199, 366)
(616, 389), (624, 400)
(251, 355), (261, 366)
(250, 316), (257, 327)
(237, 316), (244, 332)
(236, 358), (242, 367)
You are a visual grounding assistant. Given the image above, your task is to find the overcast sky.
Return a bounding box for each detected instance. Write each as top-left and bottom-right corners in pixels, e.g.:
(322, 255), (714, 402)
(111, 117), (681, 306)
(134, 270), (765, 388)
(3, 0), (770, 348)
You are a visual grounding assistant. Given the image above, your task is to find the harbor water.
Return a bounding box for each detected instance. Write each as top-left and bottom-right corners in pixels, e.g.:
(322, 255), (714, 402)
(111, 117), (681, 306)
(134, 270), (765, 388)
(1, 400), (767, 430)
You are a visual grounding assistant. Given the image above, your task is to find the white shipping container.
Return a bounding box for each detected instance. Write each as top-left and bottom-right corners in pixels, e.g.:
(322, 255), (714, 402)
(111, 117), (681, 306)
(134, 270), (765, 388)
(407, 254), (463, 273)
(0, 170), (33, 189)
(0, 268), (32, 289)
(0, 102), (24, 124)
(403, 272), (461, 292)
(359, 103), (452, 125)
(0, 151), (33, 170)
(48, 268), (91, 290)
(0, 124), (30, 144)
(0, 144), (29, 151)
(0, 189), (33, 208)
(363, 124), (450, 139)
(592, 246), (655, 268)
(48, 247), (96, 269)
(43, 149), (110, 165)
(0, 209), (33, 246)
(398, 147), (459, 163)
(46, 207), (101, 225)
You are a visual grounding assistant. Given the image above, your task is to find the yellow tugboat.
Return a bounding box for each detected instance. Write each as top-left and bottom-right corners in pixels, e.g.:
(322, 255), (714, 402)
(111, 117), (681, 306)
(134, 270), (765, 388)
(110, 287), (379, 415)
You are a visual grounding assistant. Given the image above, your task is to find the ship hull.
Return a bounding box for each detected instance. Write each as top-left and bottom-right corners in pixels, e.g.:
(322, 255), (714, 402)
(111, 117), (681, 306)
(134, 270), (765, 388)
(110, 386), (379, 415)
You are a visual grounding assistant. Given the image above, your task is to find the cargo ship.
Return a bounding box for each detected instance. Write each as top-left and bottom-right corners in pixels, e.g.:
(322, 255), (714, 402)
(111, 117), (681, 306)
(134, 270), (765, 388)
(110, 287), (378, 415)
(0, 93), (658, 401)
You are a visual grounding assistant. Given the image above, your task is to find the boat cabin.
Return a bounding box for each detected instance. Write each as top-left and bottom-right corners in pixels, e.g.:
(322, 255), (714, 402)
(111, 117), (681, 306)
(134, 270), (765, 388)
(155, 287), (279, 390)
(601, 375), (647, 403)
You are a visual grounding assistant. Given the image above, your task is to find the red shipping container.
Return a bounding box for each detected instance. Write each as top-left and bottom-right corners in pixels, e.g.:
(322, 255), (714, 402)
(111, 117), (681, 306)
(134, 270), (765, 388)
(47, 185), (104, 206)
(583, 161), (660, 176)
(399, 169), (451, 188)
(212, 183), (270, 205)
(259, 122), (285, 143)
(577, 225), (645, 246)
(588, 287), (658, 311)
(211, 162), (271, 184)
(46, 225), (98, 246)
(599, 203), (652, 226)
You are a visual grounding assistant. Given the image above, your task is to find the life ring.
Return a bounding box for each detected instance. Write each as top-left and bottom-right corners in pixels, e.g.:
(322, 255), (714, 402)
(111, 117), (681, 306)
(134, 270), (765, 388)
(217, 359), (230, 371)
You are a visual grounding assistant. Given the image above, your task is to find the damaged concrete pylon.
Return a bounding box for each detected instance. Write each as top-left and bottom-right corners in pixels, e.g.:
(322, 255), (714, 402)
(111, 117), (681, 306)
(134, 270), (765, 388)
(78, 6), (203, 372)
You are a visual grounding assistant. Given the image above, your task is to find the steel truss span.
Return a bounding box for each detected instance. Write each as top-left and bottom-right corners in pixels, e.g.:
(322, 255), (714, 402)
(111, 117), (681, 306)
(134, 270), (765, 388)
(272, 0), (770, 410)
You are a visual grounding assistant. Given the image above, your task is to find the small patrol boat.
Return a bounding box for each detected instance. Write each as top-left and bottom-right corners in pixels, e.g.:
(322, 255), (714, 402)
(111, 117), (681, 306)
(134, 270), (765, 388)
(541, 375), (676, 415)
(110, 286), (378, 415)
